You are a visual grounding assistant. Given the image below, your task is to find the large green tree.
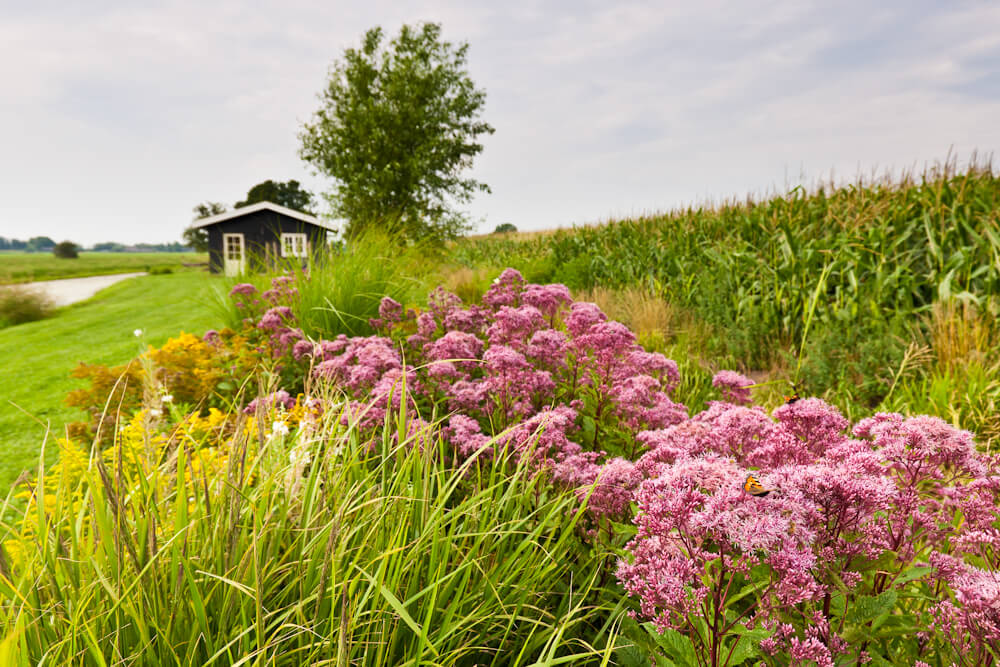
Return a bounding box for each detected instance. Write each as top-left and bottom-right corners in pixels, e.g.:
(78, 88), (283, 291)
(299, 22), (494, 241)
(235, 179), (315, 214)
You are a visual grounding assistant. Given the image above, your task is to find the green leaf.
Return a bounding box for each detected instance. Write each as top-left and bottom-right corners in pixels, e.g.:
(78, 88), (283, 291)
(895, 565), (933, 586)
(725, 626), (771, 665)
(617, 616), (677, 667)
(864, 646), (895, 667)
(642, 623), (699, 667)
(847, 590), (898, 625)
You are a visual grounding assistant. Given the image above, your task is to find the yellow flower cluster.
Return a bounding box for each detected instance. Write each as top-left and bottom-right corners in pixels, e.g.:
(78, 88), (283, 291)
(148, 332), (224, 405)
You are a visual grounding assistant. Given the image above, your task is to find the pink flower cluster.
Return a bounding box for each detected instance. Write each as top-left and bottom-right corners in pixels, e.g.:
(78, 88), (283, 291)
(711, 370), (754, 405)
(617, 397), (1000, 665)
(233, 269), (687, 495)
(228, 276), (307, 357)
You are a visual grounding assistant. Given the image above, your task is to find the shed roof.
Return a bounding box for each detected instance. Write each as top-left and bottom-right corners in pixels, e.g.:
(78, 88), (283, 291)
(189, 201), (337, 231)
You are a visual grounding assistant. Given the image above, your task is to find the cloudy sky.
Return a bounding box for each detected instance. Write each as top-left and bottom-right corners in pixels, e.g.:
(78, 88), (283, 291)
(1, 0), (999, 246)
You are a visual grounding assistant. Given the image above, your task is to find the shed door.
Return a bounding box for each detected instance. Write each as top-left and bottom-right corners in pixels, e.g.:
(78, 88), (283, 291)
(223, 233), (245, 276)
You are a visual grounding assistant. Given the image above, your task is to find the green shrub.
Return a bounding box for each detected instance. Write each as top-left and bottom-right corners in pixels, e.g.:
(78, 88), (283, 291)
(0, 286), (54, 327)
(52, 241), (79, 258)
(148, 265), (174, 275)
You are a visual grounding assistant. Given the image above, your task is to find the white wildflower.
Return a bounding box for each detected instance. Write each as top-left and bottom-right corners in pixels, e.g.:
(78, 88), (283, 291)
(271, 420), (289, 438)
(148, 408), (162, 417)
(161, 394), (173, 404)
(133, 328), (143, 337)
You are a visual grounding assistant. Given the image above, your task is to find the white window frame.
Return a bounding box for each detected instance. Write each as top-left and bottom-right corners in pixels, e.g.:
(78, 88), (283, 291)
(281, 233), (307, 258)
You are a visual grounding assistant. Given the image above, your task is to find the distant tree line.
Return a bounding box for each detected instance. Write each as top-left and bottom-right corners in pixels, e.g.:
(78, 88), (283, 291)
(0, 236), (56, 251)
(91, 242), (191, 252)
(0, 236), (193, 253)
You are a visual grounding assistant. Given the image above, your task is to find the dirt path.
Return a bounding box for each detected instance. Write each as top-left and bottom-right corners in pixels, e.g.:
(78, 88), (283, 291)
(12, 272), (147, 307)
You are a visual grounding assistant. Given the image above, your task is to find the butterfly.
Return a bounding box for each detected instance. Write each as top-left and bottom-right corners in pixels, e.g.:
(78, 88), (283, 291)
(744, 474), (772, 497)
(784, 382), (801, 405)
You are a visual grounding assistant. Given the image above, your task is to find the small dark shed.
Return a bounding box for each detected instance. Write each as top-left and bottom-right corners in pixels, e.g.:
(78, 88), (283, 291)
(188, 201), (336, 275)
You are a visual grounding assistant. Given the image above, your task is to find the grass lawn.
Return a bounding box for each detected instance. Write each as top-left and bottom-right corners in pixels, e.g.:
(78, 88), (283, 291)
(0, 251), (207, 284)
(0, 271), (224, 488)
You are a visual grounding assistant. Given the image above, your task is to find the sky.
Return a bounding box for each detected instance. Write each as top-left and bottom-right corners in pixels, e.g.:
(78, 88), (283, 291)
(1, 0), (999, 246)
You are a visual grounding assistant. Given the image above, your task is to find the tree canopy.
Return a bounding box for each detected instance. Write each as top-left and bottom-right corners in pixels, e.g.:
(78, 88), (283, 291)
(236, 180), (315, 214)
(192, 202), (227, 220)
(299, 22), (493, 242)
(183, 202), (226, 252)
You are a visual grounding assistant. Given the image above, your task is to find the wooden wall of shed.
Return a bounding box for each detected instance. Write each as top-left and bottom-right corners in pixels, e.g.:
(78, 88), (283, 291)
(204, 210), (329, 273)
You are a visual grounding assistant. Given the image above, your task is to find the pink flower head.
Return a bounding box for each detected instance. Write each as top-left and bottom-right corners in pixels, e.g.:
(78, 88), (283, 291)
(618, 457), (821, 631)
(522, 283), (572, 320)
(483, 344), (531, 375)
(635, 421), (714, 476)
(627, 350), (680, 391)
(773, 397), (850, 452)
(292, 339), (317, 361)
(768, 461), (896, 561)
(930, 551), (1000, 650)
(229, 283), (257, 297)
(482, 345), (556, 419)
(497, 405), (583, 466)
(482, 268), (525, 309)
(427, 286), (464, 322)
(313, 336), (402, 393)
(261, 275), (298, 305)
(443, 305), (489, 334)
(319, 336), (348, 360)
(258, 306), (294, 332)
(549, 451), (602, 488)
(485, 305), (546, 348)
(612, 375), (687, 431)
(448, 379), (490, 414)
(442, 414), (492, 459)
(712, 370), (754, 405)
(416, 311), (437, 337)
(579, 457), (642, 521)
(564, 302), (607, 337)
(573, 320), (637, 365)
(378, 297), (404, 324)
(693, 404), (807, 467)
(424, 330), (483, 370)
(855, 412), (987, 480)
(527, 329), (569, 369)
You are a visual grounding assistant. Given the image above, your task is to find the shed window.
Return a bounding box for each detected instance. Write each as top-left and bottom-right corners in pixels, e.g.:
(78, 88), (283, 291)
(281, 233), (307, 258)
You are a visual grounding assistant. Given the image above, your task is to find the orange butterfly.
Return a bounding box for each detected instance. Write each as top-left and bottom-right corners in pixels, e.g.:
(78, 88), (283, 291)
(784, 382), (801, 405)
(744, 474), (772, 497)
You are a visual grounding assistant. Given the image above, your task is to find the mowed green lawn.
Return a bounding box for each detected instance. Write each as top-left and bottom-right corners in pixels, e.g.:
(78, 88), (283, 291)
(0, 251), (207, 284)
(0, 271), (224, 488)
